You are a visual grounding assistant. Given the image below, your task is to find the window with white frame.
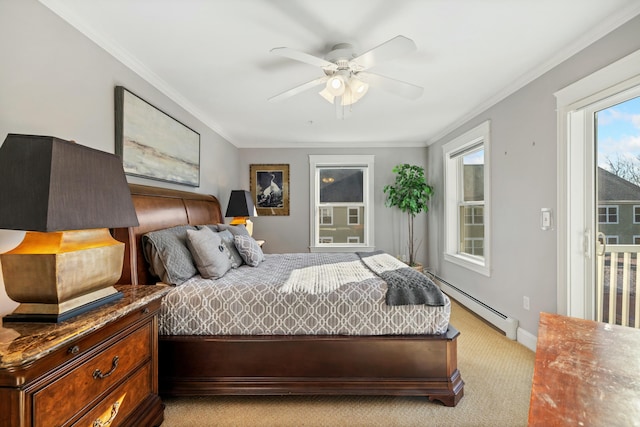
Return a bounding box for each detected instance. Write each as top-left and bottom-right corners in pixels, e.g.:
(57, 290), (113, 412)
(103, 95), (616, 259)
(309, 155), (374, 252)
(319, 207), (333, 225)
(634, 205), (640, 224)
(443, 121), (491, 276)
(347, 207), (361, 225)
(598, 205), (618, 224)
(605, 235), (619, 244)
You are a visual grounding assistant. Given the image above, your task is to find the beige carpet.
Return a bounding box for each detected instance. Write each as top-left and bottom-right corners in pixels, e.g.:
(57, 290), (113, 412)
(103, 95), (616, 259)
(162, 299), (535, 426)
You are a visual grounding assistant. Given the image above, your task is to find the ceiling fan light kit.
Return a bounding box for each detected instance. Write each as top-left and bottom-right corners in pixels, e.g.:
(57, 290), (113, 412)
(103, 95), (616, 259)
(269, 35), (423, 118)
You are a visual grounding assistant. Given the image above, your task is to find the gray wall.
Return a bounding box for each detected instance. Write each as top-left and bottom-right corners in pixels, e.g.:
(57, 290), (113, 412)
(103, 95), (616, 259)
(427, 15), (640, 336)
(0, 0), (239, 314)
(239, 147), (430, 261)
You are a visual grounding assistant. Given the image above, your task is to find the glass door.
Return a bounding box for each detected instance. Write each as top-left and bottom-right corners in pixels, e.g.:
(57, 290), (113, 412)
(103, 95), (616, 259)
(595, 95), (640, 327)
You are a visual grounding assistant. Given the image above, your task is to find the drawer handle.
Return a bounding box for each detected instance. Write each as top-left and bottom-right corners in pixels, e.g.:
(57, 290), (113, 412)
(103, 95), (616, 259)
(67, 345), (80, 355)
(92, 400), (121, 427)
(141, 307), (149, 314)
(93, 356), (119, 380)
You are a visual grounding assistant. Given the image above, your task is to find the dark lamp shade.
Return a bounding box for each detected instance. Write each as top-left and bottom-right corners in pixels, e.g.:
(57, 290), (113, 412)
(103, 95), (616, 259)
(0, 134), (139, 231)
(225, 190), (257, 218)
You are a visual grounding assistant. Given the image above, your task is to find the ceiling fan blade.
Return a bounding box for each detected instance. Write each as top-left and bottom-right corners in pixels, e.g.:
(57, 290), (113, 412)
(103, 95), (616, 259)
(358, 72), (423, 100)
(268, 76), (329, 102)
(270, 47), (336, 70)
(352, 35), (417, 70)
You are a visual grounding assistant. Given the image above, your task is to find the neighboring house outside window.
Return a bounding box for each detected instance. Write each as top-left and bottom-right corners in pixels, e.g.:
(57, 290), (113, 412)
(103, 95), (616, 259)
(309, 155), (374, 252)
(597, 168), (640, 244)
(443, 120), (491, 276)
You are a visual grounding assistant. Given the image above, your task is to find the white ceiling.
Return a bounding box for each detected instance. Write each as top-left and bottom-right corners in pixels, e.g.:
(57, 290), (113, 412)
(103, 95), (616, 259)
(40, 0), (640, 148)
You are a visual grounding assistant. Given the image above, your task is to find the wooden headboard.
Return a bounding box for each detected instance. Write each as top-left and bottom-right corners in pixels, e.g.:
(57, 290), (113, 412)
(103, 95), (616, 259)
(113, 184), (223, 286)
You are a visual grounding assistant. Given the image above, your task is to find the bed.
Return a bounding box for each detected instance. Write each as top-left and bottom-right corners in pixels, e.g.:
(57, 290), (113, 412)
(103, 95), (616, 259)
(113, 184), (464, 406)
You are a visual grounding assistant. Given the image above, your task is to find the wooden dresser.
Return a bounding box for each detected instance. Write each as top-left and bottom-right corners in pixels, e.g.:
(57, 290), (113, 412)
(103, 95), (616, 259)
(528, 312), (640, 426)
(0, 285), (171, 427)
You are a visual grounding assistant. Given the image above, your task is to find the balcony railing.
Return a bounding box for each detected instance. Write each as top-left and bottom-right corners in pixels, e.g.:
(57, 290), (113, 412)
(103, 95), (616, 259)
(596, 243), (640, 328)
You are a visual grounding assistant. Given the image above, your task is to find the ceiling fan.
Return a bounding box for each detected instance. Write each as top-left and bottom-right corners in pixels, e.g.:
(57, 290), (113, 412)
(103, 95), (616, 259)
(268, 35), (424, 116)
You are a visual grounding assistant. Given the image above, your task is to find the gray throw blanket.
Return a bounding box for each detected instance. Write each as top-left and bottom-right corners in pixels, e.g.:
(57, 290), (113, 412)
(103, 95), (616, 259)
(357, 251), (446, 306)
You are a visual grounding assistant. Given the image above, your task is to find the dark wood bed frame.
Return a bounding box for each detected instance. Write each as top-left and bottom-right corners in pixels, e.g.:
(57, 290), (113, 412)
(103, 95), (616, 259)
(114, 184), (464, 406)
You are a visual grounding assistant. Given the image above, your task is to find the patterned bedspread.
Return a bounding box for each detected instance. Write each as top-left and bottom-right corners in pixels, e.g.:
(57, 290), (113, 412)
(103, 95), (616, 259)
(159, 252), (450, 336)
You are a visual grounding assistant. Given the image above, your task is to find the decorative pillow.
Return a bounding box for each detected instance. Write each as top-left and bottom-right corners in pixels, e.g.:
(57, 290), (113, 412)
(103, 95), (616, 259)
(216, 229), (244, 268)
(217, 223), (250, 237)
(233, 235), (265, 267)
(141, 225), (197, 285)
(186, 228), (232, 279)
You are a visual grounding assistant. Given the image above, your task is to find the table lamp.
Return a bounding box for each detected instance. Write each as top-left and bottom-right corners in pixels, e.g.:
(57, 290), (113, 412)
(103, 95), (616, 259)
(225, 190), (257, 236)
(0, 134), (139, 322)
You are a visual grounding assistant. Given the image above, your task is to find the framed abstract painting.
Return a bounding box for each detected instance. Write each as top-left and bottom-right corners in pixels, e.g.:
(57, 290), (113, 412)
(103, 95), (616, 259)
(115, 86), (200, 186)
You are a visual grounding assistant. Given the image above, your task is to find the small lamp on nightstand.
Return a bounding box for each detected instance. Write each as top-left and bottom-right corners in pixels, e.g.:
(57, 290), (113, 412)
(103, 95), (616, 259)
(225, 190), (257, 236)
(0, 134), (139, 322)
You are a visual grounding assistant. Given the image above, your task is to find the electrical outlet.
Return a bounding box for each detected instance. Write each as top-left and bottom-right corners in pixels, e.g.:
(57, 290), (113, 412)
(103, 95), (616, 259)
(523, 296), (530, 311)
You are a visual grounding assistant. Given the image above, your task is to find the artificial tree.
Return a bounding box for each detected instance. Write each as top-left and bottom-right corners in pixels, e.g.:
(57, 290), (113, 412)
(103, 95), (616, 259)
(383, 163), (434, 267)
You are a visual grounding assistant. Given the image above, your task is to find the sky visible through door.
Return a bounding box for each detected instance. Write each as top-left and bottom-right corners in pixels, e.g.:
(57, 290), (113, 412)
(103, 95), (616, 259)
(597, 96), (640, 171)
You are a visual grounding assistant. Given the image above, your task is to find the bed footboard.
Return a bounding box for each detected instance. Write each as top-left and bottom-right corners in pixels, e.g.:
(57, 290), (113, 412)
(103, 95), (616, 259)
(158, 325), (463, 407)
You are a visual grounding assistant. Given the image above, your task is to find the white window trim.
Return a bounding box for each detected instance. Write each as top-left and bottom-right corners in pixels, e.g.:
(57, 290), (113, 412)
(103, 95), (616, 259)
(443, 120), (491, 276)
(309, 155), (375, 252)
(347, 236), (360, 243)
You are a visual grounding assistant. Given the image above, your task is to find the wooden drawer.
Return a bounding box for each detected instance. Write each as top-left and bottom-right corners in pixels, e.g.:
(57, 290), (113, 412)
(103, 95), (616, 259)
(33, 323), (151, 427)
(73, 362), (152, 427)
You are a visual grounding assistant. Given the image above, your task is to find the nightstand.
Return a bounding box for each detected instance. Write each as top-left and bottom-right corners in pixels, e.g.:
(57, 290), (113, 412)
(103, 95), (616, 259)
(0, 284), (171, 427)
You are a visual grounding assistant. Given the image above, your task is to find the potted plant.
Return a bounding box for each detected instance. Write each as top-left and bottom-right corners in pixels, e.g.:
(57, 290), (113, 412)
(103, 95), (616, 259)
(383, 163), (434, 269)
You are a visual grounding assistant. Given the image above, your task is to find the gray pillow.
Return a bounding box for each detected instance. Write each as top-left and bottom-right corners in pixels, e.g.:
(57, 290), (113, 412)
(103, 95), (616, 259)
(233, 235), (265, 267)
(216, 229), (244, 268)
(142, 225), (197, 285)
(186, 228), (232, 279)
(203, 224), (219, 232)
(217, 223), (250, 237)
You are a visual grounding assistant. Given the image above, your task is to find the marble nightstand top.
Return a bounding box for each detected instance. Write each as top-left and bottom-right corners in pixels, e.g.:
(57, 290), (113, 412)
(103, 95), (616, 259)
(0, 284), (171, 370)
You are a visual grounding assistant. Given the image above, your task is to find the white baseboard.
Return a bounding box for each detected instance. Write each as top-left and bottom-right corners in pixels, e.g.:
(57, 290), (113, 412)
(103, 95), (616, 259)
(516, 327), (537, 352)
(434, 276), (519, 340)
(433, 276), (539, 351)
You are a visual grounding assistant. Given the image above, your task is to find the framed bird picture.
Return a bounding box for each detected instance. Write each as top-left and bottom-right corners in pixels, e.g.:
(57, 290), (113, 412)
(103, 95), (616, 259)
(250, 164), (290, 216)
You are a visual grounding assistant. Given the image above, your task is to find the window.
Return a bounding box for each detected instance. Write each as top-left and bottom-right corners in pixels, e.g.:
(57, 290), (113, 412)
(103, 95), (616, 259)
(443, 121), (491, 276)
(598, 205), (618, 224)
(309, 155), (374, 252)
(634, 206), (640, 224)
(605, 235), (619, 244)
(319, 207), (333, 225)
(347, 207), (361, 225)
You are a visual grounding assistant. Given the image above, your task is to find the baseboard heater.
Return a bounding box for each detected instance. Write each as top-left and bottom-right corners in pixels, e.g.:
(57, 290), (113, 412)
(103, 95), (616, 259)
(434, 275), (518, 340)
